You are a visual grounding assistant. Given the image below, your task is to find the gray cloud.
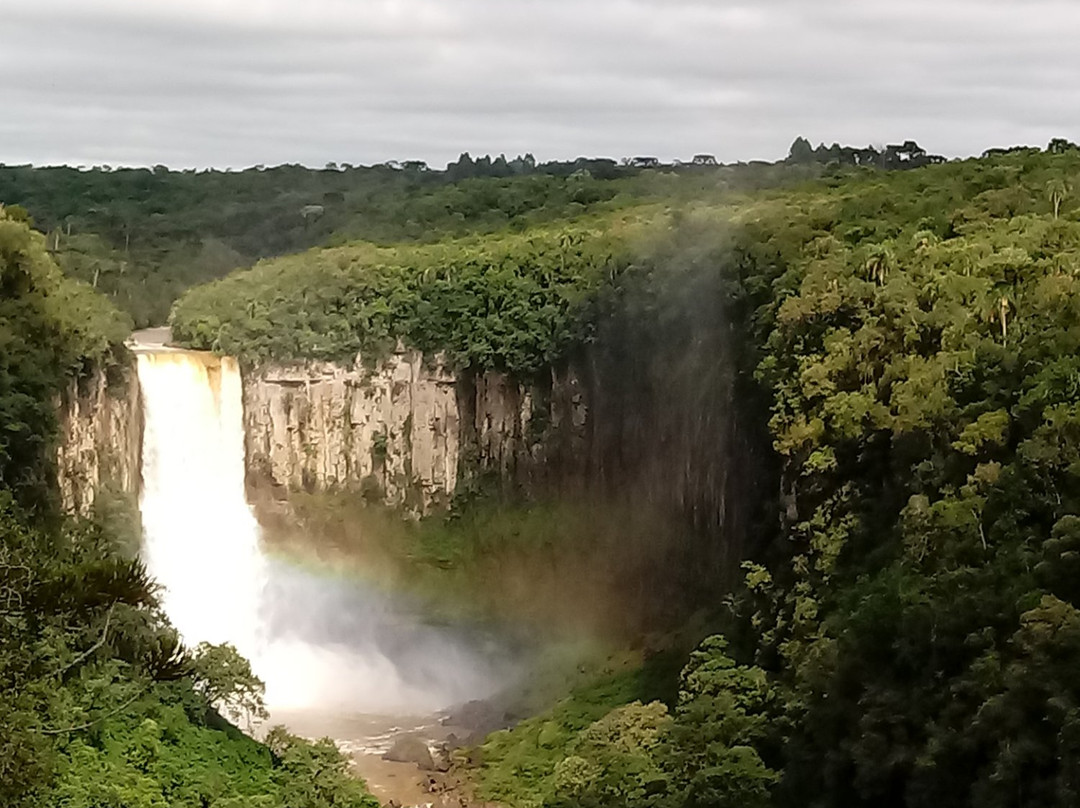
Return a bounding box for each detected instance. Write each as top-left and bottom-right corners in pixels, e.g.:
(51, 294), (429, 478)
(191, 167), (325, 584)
(1, 0), (1078, 168)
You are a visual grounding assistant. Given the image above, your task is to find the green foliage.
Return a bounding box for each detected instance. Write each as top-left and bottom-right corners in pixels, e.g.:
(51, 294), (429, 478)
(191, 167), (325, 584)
(265, 727), (380, 808)
(190, 643), (269, 727)
(49, 693), (277, 808)
(549, 701), (672, 808)
(475, 637), (776, 808)
(44, 687), (378, 808)
(171, 226), (619, 372)
(0, 208), (131, 510)
(475, 653), (682, 808)
(724, 147), (1080, 806)
(661, 637), (778, 808)
(0, 162), (670, 327)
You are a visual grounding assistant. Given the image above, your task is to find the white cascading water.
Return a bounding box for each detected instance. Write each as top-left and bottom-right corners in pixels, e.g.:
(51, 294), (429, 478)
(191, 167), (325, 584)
(137, 351), (265, 651)
(135, 348), (508, 716)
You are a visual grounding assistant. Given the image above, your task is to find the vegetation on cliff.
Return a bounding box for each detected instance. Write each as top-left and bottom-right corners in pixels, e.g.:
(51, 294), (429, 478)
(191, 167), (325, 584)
(171, 224), (624, 371)
(0, 161), (625, 326)
(0, 208), (379, 808)
(0, 205), (131, 510)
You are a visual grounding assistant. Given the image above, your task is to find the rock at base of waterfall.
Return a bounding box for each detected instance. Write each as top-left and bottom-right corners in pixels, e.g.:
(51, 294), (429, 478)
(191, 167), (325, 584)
(441, 699), (508, 745)
(383, 734), (436, 771)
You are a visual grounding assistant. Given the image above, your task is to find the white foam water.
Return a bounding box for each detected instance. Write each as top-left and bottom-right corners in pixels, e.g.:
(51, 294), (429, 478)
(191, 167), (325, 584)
(137, 351), (266, 653)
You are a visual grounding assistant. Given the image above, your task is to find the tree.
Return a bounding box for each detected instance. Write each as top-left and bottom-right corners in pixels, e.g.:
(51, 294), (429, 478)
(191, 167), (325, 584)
(661, 636), (779, 808)
(788, 137), (814, 164)
(1047, 138), (1079, 155)
(863, 243), (894, 284)
(1047, 178), (1070, 219)
(551, 702), (671, 808)
(189, 642), (268, 727)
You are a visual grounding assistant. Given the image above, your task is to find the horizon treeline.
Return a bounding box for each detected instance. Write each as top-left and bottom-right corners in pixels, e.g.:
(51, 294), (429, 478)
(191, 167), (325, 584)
(0, 134), (1008, 330)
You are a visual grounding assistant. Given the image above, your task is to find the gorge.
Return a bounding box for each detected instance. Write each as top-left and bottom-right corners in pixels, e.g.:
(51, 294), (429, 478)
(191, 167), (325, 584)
(49, 301), (759, 802)
(19, 147), (1080, 807)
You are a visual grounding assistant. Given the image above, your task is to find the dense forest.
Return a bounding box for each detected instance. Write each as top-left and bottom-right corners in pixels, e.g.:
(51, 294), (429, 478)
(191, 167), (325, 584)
(0, 208), (380, 807)
(169, 142), (1080, 807)
(7, 138), (1080, 807)
(0, 148), (841, 328)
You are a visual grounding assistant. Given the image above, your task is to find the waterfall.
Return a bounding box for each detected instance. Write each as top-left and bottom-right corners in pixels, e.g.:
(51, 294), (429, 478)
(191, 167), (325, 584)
(137, 351), (265, 653)
(135, 347), (510, 716)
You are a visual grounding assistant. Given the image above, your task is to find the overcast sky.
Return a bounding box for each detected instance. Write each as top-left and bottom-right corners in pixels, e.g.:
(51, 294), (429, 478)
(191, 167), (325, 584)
(2, 0), (1078, 169)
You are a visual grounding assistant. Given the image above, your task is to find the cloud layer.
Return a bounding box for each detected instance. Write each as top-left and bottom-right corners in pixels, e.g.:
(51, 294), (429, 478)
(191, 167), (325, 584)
(3, 0), (1078, 168)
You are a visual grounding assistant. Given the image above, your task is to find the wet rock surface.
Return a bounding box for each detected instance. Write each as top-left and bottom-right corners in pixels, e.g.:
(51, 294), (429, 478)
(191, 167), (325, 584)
(384, 734), (436, 770)
(440, 699), (511, 746)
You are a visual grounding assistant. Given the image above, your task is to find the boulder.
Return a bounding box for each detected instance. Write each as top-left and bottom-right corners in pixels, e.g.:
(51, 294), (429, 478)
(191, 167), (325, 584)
(441, 699), (508, 743)
(383, 734), (436, 771)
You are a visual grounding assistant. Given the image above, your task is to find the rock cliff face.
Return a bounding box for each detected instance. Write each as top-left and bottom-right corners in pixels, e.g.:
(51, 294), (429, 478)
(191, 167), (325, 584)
(56, 362), (143, 515)
(241, 289), (768, 586)
(52, 303), (764, 593)
(242, 348), (592, 513)
(243, 349), (462, 510)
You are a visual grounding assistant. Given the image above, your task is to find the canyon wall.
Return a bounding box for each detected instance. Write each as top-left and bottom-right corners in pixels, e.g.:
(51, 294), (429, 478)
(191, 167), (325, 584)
(52, 298), (764, 598)
(241, 345), (593, 513)
(240, 269), (769, 588)
(56, 361), (143, 515)
(243, 348), (462, 510)
(240, 331), (761, 589)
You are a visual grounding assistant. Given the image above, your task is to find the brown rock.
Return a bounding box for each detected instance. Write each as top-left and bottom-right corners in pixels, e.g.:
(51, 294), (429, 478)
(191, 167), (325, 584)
(383, 734), (436, 771)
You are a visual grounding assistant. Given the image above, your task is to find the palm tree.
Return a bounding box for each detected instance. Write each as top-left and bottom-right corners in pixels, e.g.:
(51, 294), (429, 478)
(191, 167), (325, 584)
(1047, 178), (1070, 219)
(983, 290), (1014, 346)
(863, 244), (894, 285)
(912, 230), (939, 251)
(996, 294), (1012, 345)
